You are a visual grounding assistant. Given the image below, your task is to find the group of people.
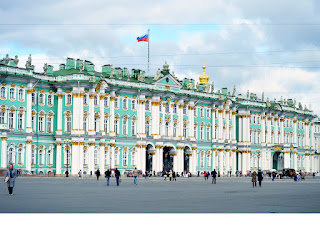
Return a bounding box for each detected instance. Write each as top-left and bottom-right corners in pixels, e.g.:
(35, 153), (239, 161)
(162, 170), (177, 181)
(251, 170), (264, 187)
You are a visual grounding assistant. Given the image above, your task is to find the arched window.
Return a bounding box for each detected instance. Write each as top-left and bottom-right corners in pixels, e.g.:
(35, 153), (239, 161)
(47, 149), (52, 165)
(114, 148), (119, 166)
(67, 94), (72, 105)
(123, 118), (127, 135)
(194, 124), (197, 139)
(104, 118), (108, 133)
(200, 108), (204, 118)
(17, 148), (23, 164)
(115, 119), (119, 134)
(8, 148), (15, 164)
(131, 149), (136, 166)
(9, 88), (15, 99)
(145, 120), (150, 136)
(200, 126), (204, 140)
(94, 149), (98, 165)
(94, 117), (98, 131)
(123, 98), (127, 109)
(206, 126), (210, 141)
(206, 109), (210, 118)
(165, 121), (169, 136)
(39, 93), (44, 104)
(200, 152), (204, 168)
(18, 113), (23, 130)
(206, 153), (211, 168)
(183, 123), (187, 137)
(0, 87), (6, 98)
(31, 148), (35, 165)
(0, 111), (5, 124)
(194, 108), (197, 117)
(31, 92), (36, 104)
(18, 89), (24, 100)
(114, 97), (119, 108)
(165, 102), (170, 113)
(104, 96), (108, 107)
(47, 117), (52, 133)
(39, 116), (44, 132)
(66, 116), (71, 132)
(123, 150), (128, 166)
(48, 94), (52, 105)
(173, 123), (177, 137)
(131, 119), (136, 136)
(39, 149), (44, 165)
(8, 112), (14, 129)
(131, 100), (136, 110)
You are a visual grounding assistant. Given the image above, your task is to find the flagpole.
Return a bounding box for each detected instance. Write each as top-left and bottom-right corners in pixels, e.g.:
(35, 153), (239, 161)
(147, 28), (150, 77)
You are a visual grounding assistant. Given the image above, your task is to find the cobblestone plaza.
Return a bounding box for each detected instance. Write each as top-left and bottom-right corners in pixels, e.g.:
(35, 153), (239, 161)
(1, 176), (319, 213)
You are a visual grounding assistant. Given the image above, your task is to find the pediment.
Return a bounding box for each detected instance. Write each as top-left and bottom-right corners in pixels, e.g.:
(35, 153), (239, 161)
(154, 74), (182, 88)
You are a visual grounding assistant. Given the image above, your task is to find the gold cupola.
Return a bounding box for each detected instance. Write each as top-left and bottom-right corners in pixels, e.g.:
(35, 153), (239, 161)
(199, 60), (209, 84)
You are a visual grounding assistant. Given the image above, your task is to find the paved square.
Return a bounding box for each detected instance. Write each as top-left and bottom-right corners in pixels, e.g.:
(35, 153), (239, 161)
(1, 176), (320, 213)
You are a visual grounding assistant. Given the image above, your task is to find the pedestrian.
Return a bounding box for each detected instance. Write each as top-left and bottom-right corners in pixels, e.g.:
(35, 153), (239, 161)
(258, 170), (263, 187)
(272, 171), (276, 181)
(133, 167), (138, 185)
(105, 169), (111, 186)
(169, 170), (173, 181)
(204, 171), (207, 180)
(90, 171), (92, 177)
(173, 171), (176, 181)
(115, 168), (120, 186)
(211, 169), (217, 184)
(197, 171), (200, 177)
(78, 170), (83, 179)
(251, 171), (257, 187)
(96, 169), (100, 181)
(149, 171), (152, 177)
(4, 164), (17, 195)
(206, 171), (210, 180)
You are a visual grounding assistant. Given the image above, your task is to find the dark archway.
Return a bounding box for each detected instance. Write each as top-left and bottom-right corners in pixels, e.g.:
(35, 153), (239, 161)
(146, 144), (154, 172)
(273, 152), (284, 171)
(184, 146), (192, 172)
(163, 146), (174, 172)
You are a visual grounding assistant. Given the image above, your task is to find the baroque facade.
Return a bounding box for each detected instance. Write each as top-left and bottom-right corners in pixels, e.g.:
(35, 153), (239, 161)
(0, 54), (319, 175)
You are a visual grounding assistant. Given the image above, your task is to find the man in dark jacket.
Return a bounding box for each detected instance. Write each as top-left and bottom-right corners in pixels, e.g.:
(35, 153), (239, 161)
(258, 170), (263, 187)
(173, 171), (176, 181)
(96, 169), (101, 181)
(105, 169), (111, 186)
(115, 168), (120, 186)
(211, 169), (217, 184)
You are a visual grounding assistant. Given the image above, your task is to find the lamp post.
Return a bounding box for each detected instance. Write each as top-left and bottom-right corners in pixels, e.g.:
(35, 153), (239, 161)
(64, 139), (71, 177)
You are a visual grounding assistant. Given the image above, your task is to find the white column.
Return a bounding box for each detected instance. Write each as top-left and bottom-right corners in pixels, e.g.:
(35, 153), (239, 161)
(218, 108), (223, 142)
(218, 149), (224, 174)
(56, 93), (63, 135)
(178, 101), (184, 138)
(188, 102), (195, 140)
(110, 143), (115, 169)
(99, 94), (105, 135)
(267, 116), (272, 144)
(232, 110), (236, 142)
(137, 96), (146, 138)
(212, 108), (216, 142)
(79, 93), (84, 134)
(232, 150), (236, 175)
(191, 146), (197, 174)
(280, 118), (285, 144)
(311, 123), (315, 149)
(26, 88), (33, 133)
(225, 110), (230, 141)
(275, 117), (279, 144)
(159, 145), (164, 172)
(25, 138), (32, 171)
(293, 119), (297, 145)
(151, 97), (160, 138)
(141, 145), (146, 173)
(238, 152), (242, 172)
(242, 152), (247, 175)
(71, 141), (80, 175)
(72, 89), (80, 135)
(55, 141), (62, 174)
(261, 115), (266, 144)
(225, 150), (230, 173)
(261, 148), (266, 170)
(88, 141), (95, 174)
(79, 142), (84, 173)
(99, 141), (105, 173)
(305, 122), (310, 147)
(88, 90), (95, 136)
(1, 137), (8, 168)
(177, 145), (184, 173)
(154, 145), (160, 172)
(284, 150), (290, 168)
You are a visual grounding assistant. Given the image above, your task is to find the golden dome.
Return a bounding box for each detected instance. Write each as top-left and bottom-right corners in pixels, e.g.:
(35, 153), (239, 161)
(199, 61), (209, 84)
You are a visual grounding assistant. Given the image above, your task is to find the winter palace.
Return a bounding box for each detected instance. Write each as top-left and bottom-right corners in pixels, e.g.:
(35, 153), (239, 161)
(0, 54), (319, 176)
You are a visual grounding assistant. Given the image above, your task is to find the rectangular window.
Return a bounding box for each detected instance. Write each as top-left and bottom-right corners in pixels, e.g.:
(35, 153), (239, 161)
(47, 117), (52, 133)
(115, 98), (119, 108)
(206, 109), (210, 118)
(104, 97), (108, 107)
(132, 100), (136, 110)
(18, 113), (23, 130)
(83, 117), (87, 133)
(9, 113), (14, 129)
(131, 120), (136, 136)
(183, 106), (187, 115)
(39, 116), (44, 132)
(123, 99), (127, 109)
(66, 117), (71, 132)
(84, 94), (88, 105)
(173, 104), (177, 114)
(0, 112), (5, 124)
(104, 118), (108, 133)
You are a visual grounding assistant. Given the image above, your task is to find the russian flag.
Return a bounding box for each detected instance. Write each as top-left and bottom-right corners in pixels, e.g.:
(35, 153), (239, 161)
(137, 34), (148, 42)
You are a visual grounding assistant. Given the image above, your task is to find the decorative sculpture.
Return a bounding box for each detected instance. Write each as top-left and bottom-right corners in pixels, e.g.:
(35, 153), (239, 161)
(247, 90), (249, 99)
(79, 61), (84, 73)
(298, 102), (302, 110)
(4, 54), (10, 64)
(232, 85), (236, 97)
(138, 71), (145, 82)
(110, 66), (114, 78)
(153, 68), (163, 81)
(127, 71), (130, 81)
(262, 92), (264, 102)
(118, 70), (122, 79)
(186, 82), (193, 90)
(43, 63), (48, 74)
(266, 98), (271, 108)
(25, 54), (32, 69)
(13, 55), (19, 66)
(204, 85), (210, 93)
(196, 82), (199, 90)
(89, 75), (96, 82)
(211, 82), (214, 93)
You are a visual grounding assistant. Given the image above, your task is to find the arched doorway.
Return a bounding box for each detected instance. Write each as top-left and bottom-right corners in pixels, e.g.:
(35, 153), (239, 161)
(163, 146), (174, 172)
(273, 152), (284, 171)
(146, 144), (155, 173)
(184, 146), (192, 172)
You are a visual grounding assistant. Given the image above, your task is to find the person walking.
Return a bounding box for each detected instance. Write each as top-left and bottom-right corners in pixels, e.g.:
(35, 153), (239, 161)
(272, 171), (276, 181)
(169, 170), (173, 181)
(4, 164), (17, 195)
(133, 167), (138, 185)
(96, 169), (101, 181)
(115, 168), (120, 186)
(258, 170), (263, 187)
(78, 170), (83, 179)
(173, 171), (176, 181)
(251, 171), (257, 187)
(211, 169), (217, 184)
(105, 169), (111, 186)
(206, 171), (210, 180)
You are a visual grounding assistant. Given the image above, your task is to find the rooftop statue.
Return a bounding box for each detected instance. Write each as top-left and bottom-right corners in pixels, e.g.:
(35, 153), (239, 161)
(25, 54), (32, 70)
(204, 85), (210, 93)
(43, 63), (48, 74)
(13, 55), (19, 66)
(247, 90), (249, 99)
(304, 105), (308, 111)
(280, 96), (283, 104)
(196, 82), (199, 90)
(266, 98), (271, 108)
(110, 66), (114, 78)
(153, 68), (163, 81)
(127, 71), (131, 81)
(118, 70), (122, 79)
(262, 92), (264, 102)
(232, 85), (236, 97)
(79, 61), (84, 73)
(4, 54), (10, 64)
(138, 71), (145, 82)
(186, 82), (193, 90)
(211, 82), (214, 93)
(299, 102), (303, 110)
(89, 75), (96, 82)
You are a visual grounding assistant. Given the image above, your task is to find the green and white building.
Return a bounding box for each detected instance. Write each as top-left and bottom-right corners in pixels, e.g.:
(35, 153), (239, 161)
(0, 54), (319, 175)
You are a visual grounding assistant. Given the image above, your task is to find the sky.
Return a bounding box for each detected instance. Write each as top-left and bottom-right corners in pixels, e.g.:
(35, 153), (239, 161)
(0, 0), (320, 116)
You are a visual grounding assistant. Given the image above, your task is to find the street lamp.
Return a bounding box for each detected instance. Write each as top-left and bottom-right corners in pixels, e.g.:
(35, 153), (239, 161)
(64, 139), (71, 177)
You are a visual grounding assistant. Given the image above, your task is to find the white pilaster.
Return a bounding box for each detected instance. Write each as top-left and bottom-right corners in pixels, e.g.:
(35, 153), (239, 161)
(1, 136), (8, 168)
(56, 92), (63, 135)
(88, 90), (96, 136)
(55, 141), (62, 174)
(151, 96), (160, 139)
(26, 88), (33, 133)
(25, 137), (32, 171)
